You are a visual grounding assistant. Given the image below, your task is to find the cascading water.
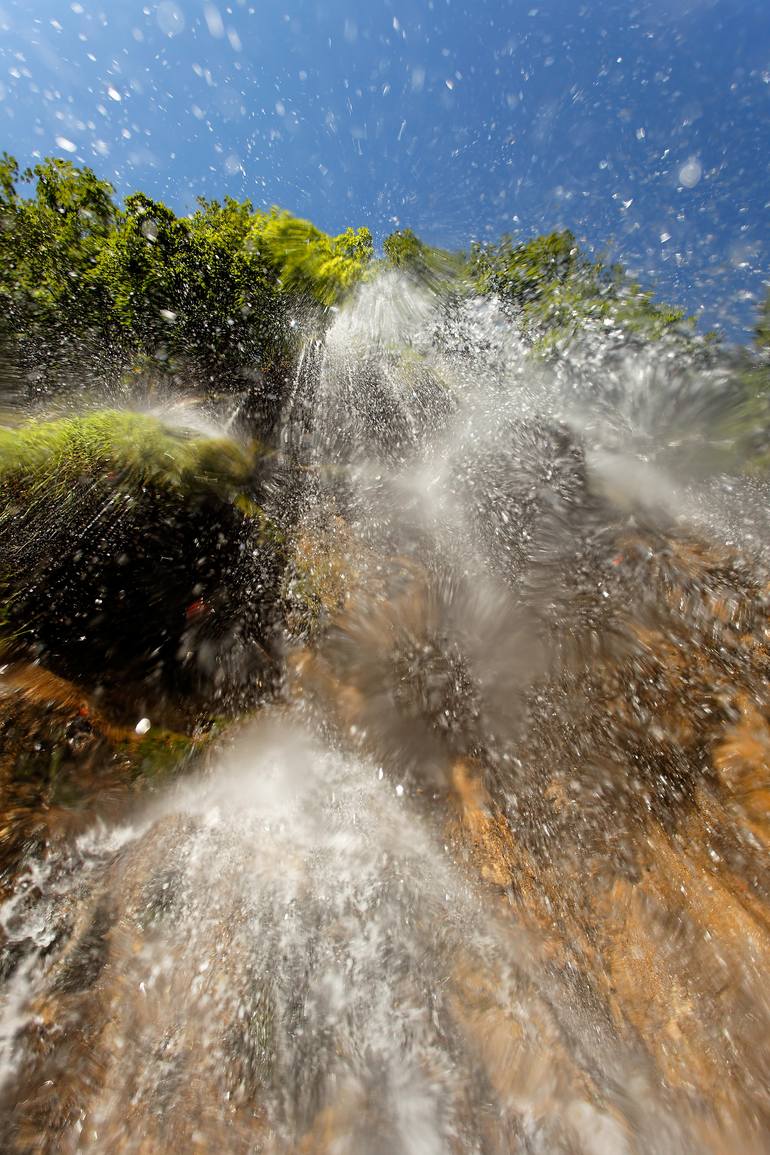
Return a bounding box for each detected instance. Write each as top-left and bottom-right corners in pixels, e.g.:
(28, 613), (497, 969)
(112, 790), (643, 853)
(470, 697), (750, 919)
(0, 723), (658, 1155)
(1, 272), (769, 1154)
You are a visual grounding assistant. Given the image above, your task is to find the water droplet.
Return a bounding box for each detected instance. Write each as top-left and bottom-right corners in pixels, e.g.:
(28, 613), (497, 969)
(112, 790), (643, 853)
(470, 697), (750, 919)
(204, 4), (225, 39)
(679, 158), (702, 188)
(156, 1), (185, 36)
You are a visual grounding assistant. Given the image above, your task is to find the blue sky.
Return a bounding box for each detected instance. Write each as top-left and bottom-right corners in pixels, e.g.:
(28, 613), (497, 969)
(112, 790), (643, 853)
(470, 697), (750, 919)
(0, 0), (768, 340)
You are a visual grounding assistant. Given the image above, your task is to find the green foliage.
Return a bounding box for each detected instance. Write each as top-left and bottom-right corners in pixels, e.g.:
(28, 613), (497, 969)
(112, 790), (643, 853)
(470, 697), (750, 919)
(247, 211), (373, 305)
(382, 228), (467, 285)
(469, 229), (689, 348)
(92, 193), (286, 382)
(0, 154), (372, 397)
(0, 152), (693, 401)
(383, 228), (429, 271)
(470, 230), (578, 301)
(0, 155), (119, 379)
(3, 152), (768, 472)
(381, 225), (688, 346)
(727, 307), (770, 472)
(0, 155), (117, 311)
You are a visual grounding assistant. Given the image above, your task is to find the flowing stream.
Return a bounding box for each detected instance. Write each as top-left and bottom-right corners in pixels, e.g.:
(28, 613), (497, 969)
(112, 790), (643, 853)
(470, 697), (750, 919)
(1, 274), (769, 1153)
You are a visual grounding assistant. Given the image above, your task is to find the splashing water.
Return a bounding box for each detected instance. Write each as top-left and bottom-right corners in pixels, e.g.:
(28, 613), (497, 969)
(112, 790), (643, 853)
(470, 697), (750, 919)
(0, 721), (728, 1155)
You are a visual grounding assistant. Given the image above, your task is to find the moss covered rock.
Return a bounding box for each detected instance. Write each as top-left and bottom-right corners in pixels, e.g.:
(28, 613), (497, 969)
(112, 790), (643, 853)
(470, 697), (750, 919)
(0, 409), (284, 704)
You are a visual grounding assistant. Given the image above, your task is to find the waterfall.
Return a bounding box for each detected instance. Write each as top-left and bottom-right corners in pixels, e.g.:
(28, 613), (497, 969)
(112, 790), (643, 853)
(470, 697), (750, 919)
(1, 273), (769, 1155)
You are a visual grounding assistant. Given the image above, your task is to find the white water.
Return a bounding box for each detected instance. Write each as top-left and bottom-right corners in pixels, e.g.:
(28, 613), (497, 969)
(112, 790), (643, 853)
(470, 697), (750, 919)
(0, 715), (692, 1154)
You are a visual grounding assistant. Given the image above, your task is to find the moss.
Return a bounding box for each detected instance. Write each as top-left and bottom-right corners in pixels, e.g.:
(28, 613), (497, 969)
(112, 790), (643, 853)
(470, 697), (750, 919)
(0, 409), (254, 501)
(116, 728), (200, 783)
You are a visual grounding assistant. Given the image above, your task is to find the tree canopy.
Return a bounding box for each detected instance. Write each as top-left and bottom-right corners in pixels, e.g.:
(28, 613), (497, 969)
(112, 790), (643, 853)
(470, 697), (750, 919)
(0, 154), (373, 398)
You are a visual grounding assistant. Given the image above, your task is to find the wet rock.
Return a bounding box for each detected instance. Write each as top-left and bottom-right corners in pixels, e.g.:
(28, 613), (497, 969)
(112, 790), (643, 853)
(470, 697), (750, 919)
(0, 662), (204, 904)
